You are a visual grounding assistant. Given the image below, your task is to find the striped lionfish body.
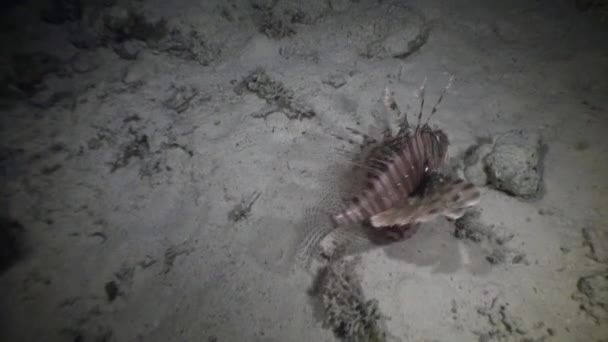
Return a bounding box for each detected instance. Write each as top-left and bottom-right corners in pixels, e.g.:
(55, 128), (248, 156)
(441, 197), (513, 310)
(330, 80), (480, 235)
(330, 126), (449, 228)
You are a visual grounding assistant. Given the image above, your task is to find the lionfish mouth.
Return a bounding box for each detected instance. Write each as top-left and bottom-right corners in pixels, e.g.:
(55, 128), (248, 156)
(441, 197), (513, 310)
(329, 81), (480, 237)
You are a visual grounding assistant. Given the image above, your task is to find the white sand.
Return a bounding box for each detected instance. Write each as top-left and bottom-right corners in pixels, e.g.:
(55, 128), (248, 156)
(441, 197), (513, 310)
(1, 0), (607, 341)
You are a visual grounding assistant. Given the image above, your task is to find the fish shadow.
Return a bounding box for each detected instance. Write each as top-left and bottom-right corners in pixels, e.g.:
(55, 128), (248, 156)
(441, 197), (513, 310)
(365, 219), (493, 275)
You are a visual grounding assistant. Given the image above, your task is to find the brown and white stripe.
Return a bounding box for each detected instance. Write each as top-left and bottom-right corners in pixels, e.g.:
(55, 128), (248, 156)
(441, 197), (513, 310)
(330, 125), (449, 228)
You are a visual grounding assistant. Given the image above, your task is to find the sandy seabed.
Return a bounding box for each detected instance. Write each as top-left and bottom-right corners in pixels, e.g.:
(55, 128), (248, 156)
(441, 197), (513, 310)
(1, 0), (607, 341)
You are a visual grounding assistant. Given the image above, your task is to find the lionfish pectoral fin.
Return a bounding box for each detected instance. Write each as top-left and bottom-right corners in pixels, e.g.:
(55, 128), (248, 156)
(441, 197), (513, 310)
(369, 207), (404, 228)
(369, 198), (421, 228)
(434, 179), (481, 219)
(369, 179), (481, 228)
(443, 208), (466, 220)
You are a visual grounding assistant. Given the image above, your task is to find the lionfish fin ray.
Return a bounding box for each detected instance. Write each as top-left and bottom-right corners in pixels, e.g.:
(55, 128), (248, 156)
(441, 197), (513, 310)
(369, 178), (481, 228)
(415, 77), (428, 132)
(424, 75), (455, 127)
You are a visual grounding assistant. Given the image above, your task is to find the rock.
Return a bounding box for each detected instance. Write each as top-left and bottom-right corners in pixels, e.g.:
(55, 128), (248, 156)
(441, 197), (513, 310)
(103, 6), (131, 32)
(577, 273), (608, 304)
(511, 253), (527, 264)
(41, 0), (83, 24)
(103, 8), (168, 43)
(311, 259), (388, 341)
(380, 24), (429, 59)
(573, 272), (608, 324)
(155, 28), (221, 66)
(163, 85), (198, 113)
(112, 40), (144, 60)
(9, 52), (62, 95)
(323, 73), (347, 89)
(275, 0), (330, 25)
(28, 78), (74, 108)
(354, 4), (429, 59)
(250, 0), (276, 10)
(70, 52), (100, 73)
(464, 164), (488, 186)
(68, 27), (101, 49)
(464, 142), (493, 186)
(486, 248), (507, 265)
(122, 61), (153, 85)
(29, 88), (73, 108)
(329, 0), (352, 12)
(454, 210), (491, 243)
(258, 11), (296, 39)
(484, 130), (543, 198)
(104, 281), (119, 302)
(582, 227), (608, 263)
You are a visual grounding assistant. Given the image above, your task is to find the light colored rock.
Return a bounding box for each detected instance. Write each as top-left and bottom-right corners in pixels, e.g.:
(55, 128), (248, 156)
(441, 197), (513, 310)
(122, 61), (153, 85)
(484, 130), (543, 198)
(464, 142), (493, 186)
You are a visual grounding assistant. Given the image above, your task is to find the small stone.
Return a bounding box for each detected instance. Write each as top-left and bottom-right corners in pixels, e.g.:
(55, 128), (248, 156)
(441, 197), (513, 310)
(70, 52), (100, 74)
(573, 272), (608, 323)
(103, 6), (130, 31)
(10, 52), (62, 95)
(41, 164), (62, 175)
(163, 85), (198, 113)
(68, 26), (100, 49)
(329, 0), (352, 12)
(511, 253), (526, 264)
(122, 62), (151, 85)
(382, 24), (427, 58)
(250, 0), (275, 10)
(104, 281), (119, 302)
(464, 142), (493, 186)
(138, 255), (157, 269)
(29, 88), (72, 108)
(113, 41), (144, 60)
(324, 73), (347, 88)
(486, 249), (506, 264)
(454, 210), (490, 243)
(582, 227), (608, 263)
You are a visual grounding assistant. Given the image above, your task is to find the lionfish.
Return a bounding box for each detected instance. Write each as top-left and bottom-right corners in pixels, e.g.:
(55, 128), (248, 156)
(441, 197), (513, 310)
(295, 78), (481, 266)
(330, 79), (480, 241)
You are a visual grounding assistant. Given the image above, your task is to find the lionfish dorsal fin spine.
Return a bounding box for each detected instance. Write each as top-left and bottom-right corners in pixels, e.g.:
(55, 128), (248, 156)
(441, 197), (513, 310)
(384, 86), (412, 137)
(415, 77), (428, 133)
(424, 75), (454, 127)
